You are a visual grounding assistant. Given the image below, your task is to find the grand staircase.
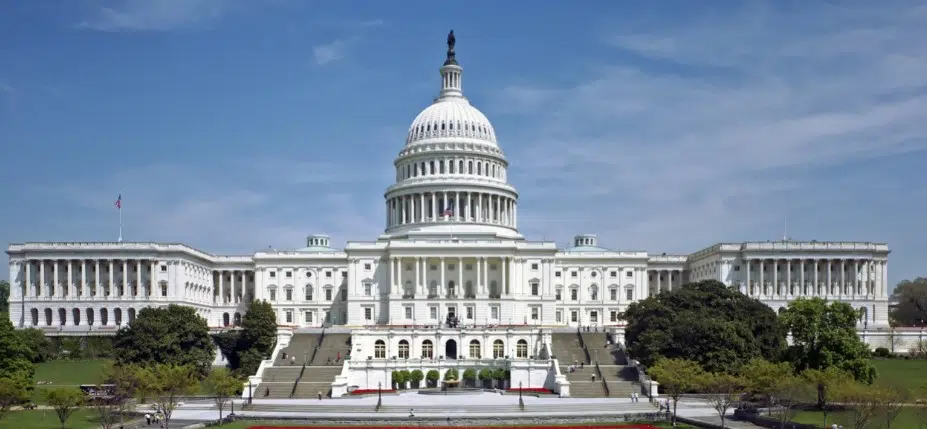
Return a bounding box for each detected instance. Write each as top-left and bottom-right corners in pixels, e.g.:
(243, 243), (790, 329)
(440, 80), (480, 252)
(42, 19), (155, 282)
(254, 367), (302, 399)
(241, 400), (658, 416)
(550, 330), (643, 398)
(291, 365), (343, 398)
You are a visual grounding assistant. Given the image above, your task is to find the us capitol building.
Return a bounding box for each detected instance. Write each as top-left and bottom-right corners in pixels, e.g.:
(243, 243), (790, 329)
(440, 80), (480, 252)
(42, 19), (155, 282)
(5, 34), (893, 345)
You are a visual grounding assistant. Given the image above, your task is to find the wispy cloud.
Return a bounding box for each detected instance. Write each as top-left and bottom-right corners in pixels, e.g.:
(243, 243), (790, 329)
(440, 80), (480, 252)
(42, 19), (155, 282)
(77, 0), (247, 32)
(498, 1), (927, 252)
(313, 39), (347, 66)
(310, 18), (385, 66)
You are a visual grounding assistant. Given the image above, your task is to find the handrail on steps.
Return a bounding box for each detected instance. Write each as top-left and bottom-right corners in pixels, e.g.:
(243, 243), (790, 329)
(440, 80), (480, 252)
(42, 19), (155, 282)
(289, 361), (306, 398)
(594, 360), (610, 397)
(308, 327), (326, 366)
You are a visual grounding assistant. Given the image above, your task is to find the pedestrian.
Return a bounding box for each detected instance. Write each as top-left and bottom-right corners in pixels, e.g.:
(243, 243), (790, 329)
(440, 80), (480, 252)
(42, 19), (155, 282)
(318, 391), (322, 400)
(591, 373), (596, 382)
(145, 413), (151, 425)
(409, 408), (415, 417)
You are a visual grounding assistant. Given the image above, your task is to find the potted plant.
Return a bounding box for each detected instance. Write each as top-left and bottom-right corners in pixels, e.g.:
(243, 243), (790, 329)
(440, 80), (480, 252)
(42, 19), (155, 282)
(478, 368), (493, 389)
(443, 368), (459, 389)
(426, 370), (440, 388)
(462, 368), (477, 388)
(410, 369), (424, 389)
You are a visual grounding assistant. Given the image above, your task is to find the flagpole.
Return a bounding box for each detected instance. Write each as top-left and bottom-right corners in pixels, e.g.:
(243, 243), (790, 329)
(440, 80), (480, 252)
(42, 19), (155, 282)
(118, 205), (123, 242)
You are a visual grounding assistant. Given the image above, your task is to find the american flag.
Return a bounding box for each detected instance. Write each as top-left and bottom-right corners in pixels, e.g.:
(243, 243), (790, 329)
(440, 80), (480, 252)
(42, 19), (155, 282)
(114, 194), (122, 209)
(442, 205), (454, 216)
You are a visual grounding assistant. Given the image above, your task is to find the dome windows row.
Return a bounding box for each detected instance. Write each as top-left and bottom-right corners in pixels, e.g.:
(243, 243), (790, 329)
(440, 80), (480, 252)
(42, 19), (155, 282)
(407, 120), (495, 144)
(397, 157), (506, 182)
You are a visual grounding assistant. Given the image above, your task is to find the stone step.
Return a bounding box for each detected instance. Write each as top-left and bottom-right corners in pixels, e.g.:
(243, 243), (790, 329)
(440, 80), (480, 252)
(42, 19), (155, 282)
(242, 402), (658, 414)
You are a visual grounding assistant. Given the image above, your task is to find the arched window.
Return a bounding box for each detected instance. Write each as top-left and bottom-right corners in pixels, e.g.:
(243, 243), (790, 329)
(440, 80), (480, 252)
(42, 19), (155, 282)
(589, 285), (599, 301)
(72, 308), (80, 326)
(398, 340), (410, 359)
(58, 308), (66, 326)
(86, 308), (94, 326)
(100, 308), (108, 326)
(447, 280), (456, 297)
(469, 339), (481, 359)
(114, 308), (122, 326)
(223, 313), (230, 327)
(305, 284), (314, 301)
(128, 308), (136, 324)
(516, 339), (528, 358)
(234, 312), (242, 326)
(422, 340), (434, 358)
(44, 308), (52, 326)
(374, 340), (386, 359)
(30, 308), (38, 326)
(428, 280), (438, 297)
(493, 340), (504, 358)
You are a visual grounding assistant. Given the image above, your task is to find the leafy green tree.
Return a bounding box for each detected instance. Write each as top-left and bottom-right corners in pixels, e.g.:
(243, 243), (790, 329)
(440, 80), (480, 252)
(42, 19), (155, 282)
(233, 300), (277, 377)
(391, 370), (407, 389)
(780, 298), (875, 384)
(623, 280), (786, 372)
(410, 369), (424, 388)
(771, 374), (814, 427)
(478, 368), (493, 388)
(15, 328), (54, 363)
(94, 363), (139, 429)
(426, 370), (439, 387)
(113, 305), (215, 378)
(890, 277), (927, 326)
(0, 377), (29, 421)
(699, 372), (747, 429)
(649, 358), (705, 426)
(462, 368), (477, 387)
(45, 388), (84, 429)
(0, 316), (34, 393)
(0, 280), (9, 313)
(802, 366), (853, 427)
(204, 367), (241, 422)
(135, 364), (199, 429)
(740, 358), (793, 411)
(444, 368), (459, 381)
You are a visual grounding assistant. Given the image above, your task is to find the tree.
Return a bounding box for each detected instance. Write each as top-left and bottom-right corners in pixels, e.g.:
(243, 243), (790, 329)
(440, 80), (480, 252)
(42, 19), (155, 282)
(15, 328), (54, 363)
(0, 316), (34, 393)
(93, 363), (139, 429)
(0, 280), (9, 313)
(623, 280), (786, 373)
(233, 300), (277, 377)
(477, 368), (493, 389)
(113, 305), (215, 378)
(771, 374), (814, 428)
(802, 367), (853, 428)
(699, 372), (746, 429)
(780, 298), (875, 384)
(877, 385), (908, 429)
(890, 277), (927, 326)
(410, 369), (424, 388)
(834, 381), (882, 429)
(426, 370), (439, 388)
(204, 367), (240, 422)
(648, 358), (705, 427)
(391, 370), (407, 389)
(462, 368), (477, 387)
(0, 377), (28, 421)
(740, 358), (793, 412)
(44, 388), (84, 429)
(134, 364), (199, 429)
(443, 368), (459, 381)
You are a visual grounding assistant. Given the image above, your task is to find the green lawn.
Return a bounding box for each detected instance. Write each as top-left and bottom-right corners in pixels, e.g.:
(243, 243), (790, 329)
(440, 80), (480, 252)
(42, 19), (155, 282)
(872, 358), (927, 393)
(789, 408), (924, 429)
(2, 409), (103, 429)
(34, 359), (111, 386)
(207, 422), (692, 429)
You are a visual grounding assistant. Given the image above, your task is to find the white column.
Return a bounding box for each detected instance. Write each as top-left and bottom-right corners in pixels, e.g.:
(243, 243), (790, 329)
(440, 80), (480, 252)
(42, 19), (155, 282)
(79, 260), (87, 298)
(772, 260), (778, 296)
(745, 260), (751, 295)
(94, 260), (100, 297)
(502, 257), (508, 297)
(457, 257), (463, 297)
(440, 257), (446, 297)
(465, 193), (471, 222)
(455, 191), (461, 221)
(415, 257), (422, 296)
(53, 261), (59, 297)
(813, 260), (819, 295)
(800, 260), (805, 296)
(25, 261), (32, 298)
(123, 260), (129, 297)
(150, 260), (157, 297)
(66, 260), (73, 298)
(840, 260), (846, 295)
(108, 260), (115, 297)
(863, 261), (870, 296)
(219, 272), (225, 305)
(136, 261), (142, 298)
(477, 193), (483, 222)
(477, 257), (483, 295)
(881, 261), (888, 299)
(825, 260), (832, 295)
(786, 259), (792, 296)
(758, 261), (764, 295)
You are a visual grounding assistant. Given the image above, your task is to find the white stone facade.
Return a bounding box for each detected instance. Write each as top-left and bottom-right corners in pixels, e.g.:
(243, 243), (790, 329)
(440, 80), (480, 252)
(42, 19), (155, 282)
(4, 37), (891, 341)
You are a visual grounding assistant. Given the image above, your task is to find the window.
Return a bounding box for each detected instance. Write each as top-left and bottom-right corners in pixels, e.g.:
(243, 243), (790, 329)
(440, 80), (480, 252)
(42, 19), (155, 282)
(422, 340), (433, 358)
(398, 340), (410, 359)
(285, 310), (292, 323)
(466, 306), (474, 319)
(571, 310), (578, 322)
(270, 272), (276, 278)
(610, 271), (617, 278)
(555, 271), (561, 277)
(590, 311), (598, 324)
(493, 340), (504, 358)
(530, 307), (539, 320)
(430, 306), (438, 319)
(571, 271), (577, 278)
(286, 271), (292, 278)
(364, 263), (371, 270)
(610, 289), (617, 301)
(466, 264), (472, 270)
(610, 311), (618, 322)
(490, 264), (497, 270)
(341, 289), (347, 301)
(341, 272), (347, 278)
(626, 288), (633, 301)
(269, 290), (277, 301)
(306, 271), (313, 278)
(469, 340), (481, 359)
(626, 271), (633, 278)
(516, 340), (528, 358)
(305, 312), (313, 323)
(305, 286), (313, 301)
(285, 289), (292, 301)
(405, 306), (413, 319)
(734, 265), (741, 271)
(160, 265), (167, 272)
(364, 284), (372, 296)
(555, 289), (562, 300)
(590, 287), (598, 301)
(325, 271), (332, 278)
(430, 265), (437, 271)
(556, 310), (562, 323)
(530, 282), (539, 296)
(374, 340), (386, 359)
(364, 307), (372, 321)
(571, 289), (578, 300)
(448, 264), (455, 270)
(491, 306), (499, 320)
(531, 263), (538, 270)
(591, 272), (597, 278)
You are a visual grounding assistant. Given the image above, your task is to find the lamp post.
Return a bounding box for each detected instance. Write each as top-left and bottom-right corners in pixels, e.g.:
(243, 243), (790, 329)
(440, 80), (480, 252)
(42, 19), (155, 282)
(247, 381), (253, 405)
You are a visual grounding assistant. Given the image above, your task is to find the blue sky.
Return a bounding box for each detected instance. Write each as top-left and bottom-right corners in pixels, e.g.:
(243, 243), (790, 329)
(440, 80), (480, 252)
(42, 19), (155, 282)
(1, 0), (925, 288)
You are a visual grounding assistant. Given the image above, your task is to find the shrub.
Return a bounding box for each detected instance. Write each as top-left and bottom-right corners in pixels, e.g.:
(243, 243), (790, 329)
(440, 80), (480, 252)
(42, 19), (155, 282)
(426, 370), (439, 387)
(873, 347), (892, 358)
(443, 368), (459, 381)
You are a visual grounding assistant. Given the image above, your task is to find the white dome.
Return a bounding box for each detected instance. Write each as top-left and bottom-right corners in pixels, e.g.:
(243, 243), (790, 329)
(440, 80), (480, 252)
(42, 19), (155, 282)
(405, 98), (497, 146)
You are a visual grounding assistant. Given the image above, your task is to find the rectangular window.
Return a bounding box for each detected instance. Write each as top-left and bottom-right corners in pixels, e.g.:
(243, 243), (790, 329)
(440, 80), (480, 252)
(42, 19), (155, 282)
(491, 306), (499, 320)
(160, 265), (167, 272)
(448, 264), (455, 270)
(270, 272), (276, 278)
(531, 263), (538, 270)
(530, 282), (539, 296)
(364, 263), (371, 270)
(405, 306), (413, 319)
(590, 311), (598, 324)
(341, 289), (347, 301)
(285, 289), (292, 301)
(364, 284), (371, 296)
(325, 289), (332, 301)
(325, 271), (332, 278)
(610, 271), (617, 278)
(364, 307), (372, 320)
(286, 271), (292, 278)
(466, 306), (474, 319)
(555, 310), (562, 323)
(305, 312), (313, 323)
(610, 311), (618, 322)
(626, 289), (633, 301)
(626, 271), (633, 278)
(466, 264), (472, 270)
(341, 271), (347, 278)
(571, 311), (578, 322)
(610, 289), (617, 301)
(269, 290), (276, 301)
(285, 310), (292, 323)
(571, 289), (578, 300)
(430, 306), (438, 319)
(571, 271), (577, 278)
(531, 307), (539, 320)
(555, 290), (562, 300)
(305, 290), (313, 301)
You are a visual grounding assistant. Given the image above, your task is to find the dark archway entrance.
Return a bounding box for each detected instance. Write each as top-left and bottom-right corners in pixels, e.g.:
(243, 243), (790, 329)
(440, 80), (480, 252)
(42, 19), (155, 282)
(445, 339), (458, 359)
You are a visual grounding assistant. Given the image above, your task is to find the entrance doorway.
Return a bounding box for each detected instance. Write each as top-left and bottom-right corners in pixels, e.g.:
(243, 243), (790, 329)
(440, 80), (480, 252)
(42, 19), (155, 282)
(445, 339), (458, 359)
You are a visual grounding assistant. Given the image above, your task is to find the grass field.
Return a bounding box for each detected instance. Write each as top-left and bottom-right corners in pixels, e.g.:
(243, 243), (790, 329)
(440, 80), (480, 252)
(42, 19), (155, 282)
(206, 423), (692, 429)
(872, 358), (927, 394)
(2, 409), (103, 429)
(789, 408), (924, 429)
